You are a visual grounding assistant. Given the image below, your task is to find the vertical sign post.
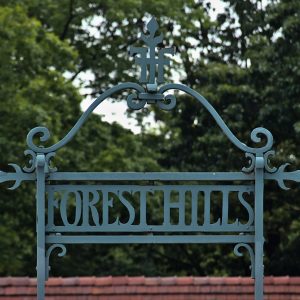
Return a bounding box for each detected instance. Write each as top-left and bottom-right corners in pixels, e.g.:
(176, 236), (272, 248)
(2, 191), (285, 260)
(36, 154), (46, 299)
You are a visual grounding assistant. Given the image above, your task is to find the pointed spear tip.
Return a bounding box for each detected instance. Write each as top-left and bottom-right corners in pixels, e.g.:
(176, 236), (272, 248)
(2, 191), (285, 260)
(146, 16), (159, 34)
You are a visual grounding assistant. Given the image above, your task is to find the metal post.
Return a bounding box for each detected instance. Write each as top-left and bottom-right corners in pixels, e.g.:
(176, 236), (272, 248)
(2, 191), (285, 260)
(255, 155), (264, 300)
(36, 154), (46, 300)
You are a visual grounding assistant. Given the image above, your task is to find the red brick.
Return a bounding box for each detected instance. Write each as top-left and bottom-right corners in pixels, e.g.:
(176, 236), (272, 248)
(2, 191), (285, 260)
(224, 276), (246, 285)
(193, 277), (210, 285)
(61, 277), (79, 286)
(273, 276), (290, 285)
(94, 276), (112, 286)
(47, 277), (62, 286)
(289, 277), (300, 284)
(176, 277), (194, 285)
(0, 278), (11, 286)
(111, 276), (128, 285)
(144, 277), (160, 285)
(0, 276), (299, 299)
(207, 277), (226, 285)
(127, 276), (145, 285)
(78, 276), (96, 286)
(160, 277), (177, 285)
(15, 277), (31, 286)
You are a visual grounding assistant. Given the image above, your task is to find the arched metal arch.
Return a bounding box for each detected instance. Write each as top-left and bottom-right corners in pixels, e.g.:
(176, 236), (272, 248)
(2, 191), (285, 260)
(26, 82), (273, 155)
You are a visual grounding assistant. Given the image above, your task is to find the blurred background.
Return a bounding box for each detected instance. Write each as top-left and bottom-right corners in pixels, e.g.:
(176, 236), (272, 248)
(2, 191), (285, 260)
(0, 0), (299, 278)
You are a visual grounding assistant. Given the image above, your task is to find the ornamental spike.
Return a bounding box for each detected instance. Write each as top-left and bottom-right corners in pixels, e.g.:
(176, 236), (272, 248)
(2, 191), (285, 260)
(146, 16), (159, 37)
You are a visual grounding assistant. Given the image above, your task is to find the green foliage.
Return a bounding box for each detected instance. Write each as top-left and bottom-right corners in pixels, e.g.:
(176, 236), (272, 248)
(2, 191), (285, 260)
(0, 0), (300, 277)
(0, 3), (161, 275)
(157, 0), (300, 276)
(0, 5), (80, 274)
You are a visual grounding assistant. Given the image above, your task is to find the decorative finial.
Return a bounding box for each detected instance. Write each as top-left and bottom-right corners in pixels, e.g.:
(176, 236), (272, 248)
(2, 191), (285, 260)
(129, 17), (175, 86)
(144, 17), (160, 39)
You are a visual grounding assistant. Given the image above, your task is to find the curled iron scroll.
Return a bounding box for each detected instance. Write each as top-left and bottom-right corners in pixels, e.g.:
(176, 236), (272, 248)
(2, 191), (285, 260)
(263, 150), (277, 173)
(26, 83), (145, 154)
(127, 92), (176, 110)
(159, 84), (273, 154)
(127, 93), (146, 110)
(157, 94), (176, 110)
(242, 153), (256, 173)
(274, 163), (292, 190)
(234, 243), (255, 278)
(27, 82), (273, 155)
(45, 152), (57, 172)
(242, 150), (276, 173)
(0, 164), (23, 190)
(45, 244), (67, 280)
(23, 150), (37, 173)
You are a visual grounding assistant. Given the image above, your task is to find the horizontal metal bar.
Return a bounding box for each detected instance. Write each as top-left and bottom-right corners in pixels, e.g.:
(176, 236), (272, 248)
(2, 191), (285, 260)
(139, 93), (164, 100)
(46, 184), (254, 191)
(2, 171), (299, 185)
(46, 234), (254, 244)
(48, 172), (254, 181)
(265, 171), (300, 182)
(0, 172), (35, 182)
(46, 225), (254, 233)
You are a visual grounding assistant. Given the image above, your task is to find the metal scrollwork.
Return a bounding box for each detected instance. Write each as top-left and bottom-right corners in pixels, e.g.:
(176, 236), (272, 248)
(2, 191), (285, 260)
(23, 150), (57, 173)
(26, 83), (145, 154)
(25, 17), (274, 156)
(263, 150), (277, 173)
(26, 84), (274, 155)
(45, 244), (67, 280)
(276, 163), (291, 190)
(127, 92), (146, 110)
(234, 243), (255, 278)
(276, 163), (292, 190)
(26, 127), (51, 153)
(157, 94), (176, 110)
(7, 164), (23, 190)
(268, 163), (295, 190)
(45, 152), (57, 172)
(242, 153), (255, 173)
(159, 84), (274, 154)
(243, 150), (276, 173)
(129, 17), (175, 85)
(23, 150), (37, 173)
(0, 163), (29, 190)
(127, 17), (176, 111)
(127, 92), (176, 111)
(262, 162), (300, 190)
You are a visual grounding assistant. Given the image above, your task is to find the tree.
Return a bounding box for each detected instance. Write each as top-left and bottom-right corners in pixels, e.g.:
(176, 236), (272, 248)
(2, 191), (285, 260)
(155, 0), (300, 276)
(0, 4), (80, 274)
(0, 3), (161, 275)
(1, 0), (300, 277)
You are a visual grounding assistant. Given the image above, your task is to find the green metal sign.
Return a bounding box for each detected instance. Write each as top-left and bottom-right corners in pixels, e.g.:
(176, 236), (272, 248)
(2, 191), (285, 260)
(1, 17), (299, 300)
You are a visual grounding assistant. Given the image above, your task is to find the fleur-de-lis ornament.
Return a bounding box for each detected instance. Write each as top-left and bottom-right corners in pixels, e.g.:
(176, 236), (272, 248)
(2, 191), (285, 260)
(129, 17), (175, 86)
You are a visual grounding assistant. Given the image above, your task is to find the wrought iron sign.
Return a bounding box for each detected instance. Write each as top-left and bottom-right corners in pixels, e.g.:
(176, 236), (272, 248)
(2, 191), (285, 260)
(0, 17), (299, 300)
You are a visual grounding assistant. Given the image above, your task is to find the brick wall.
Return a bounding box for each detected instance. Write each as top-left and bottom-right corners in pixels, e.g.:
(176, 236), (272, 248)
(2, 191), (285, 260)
(0, 276), (300, 299)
